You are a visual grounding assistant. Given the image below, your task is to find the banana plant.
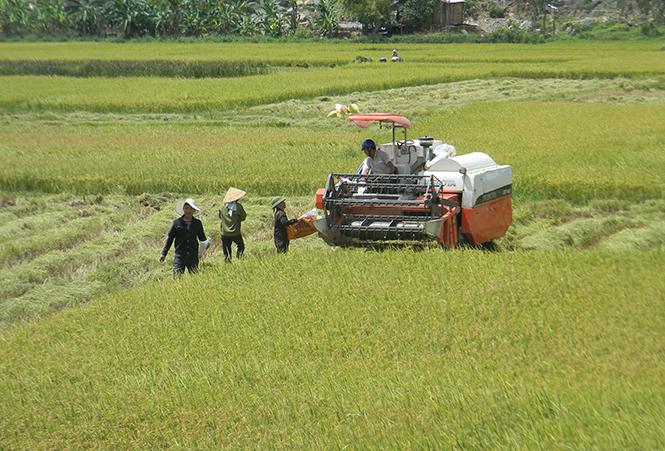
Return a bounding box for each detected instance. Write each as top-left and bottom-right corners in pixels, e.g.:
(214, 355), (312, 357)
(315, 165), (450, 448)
(146, 0), (172, 37)
(108, 0), (149, 37)
(65, 0), (102, 34)
(284, 0), (298, 32)
(208, 1), (237, 34)
(179, 0), (209, 35)
(1, 0), (29, 34)
(315, 0), (338, 37)
(227, 0), (256, 16)
(257, 0), (285, 37)
(233, 14), (257, 35)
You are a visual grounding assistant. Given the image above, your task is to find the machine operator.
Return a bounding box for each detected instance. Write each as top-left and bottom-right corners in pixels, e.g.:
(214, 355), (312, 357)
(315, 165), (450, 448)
(360, 139), (395, 175)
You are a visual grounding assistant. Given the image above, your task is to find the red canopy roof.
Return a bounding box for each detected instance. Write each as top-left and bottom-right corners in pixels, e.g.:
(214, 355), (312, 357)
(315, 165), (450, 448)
(347, 114), (412, 129)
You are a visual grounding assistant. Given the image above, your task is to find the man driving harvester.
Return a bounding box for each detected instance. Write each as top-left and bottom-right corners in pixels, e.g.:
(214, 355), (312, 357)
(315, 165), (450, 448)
(360, 139), (395, 175)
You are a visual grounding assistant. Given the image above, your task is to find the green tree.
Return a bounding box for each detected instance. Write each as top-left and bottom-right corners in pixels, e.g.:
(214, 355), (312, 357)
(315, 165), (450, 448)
(339, 0), (390, 31)
(519, 0), (547, 33)
(395, 0), (436, 30)
(636, 0), (665, 23)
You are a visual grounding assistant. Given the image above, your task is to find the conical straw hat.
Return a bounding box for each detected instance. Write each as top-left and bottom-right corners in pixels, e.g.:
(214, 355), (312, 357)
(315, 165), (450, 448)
(223, 187), (246, 203)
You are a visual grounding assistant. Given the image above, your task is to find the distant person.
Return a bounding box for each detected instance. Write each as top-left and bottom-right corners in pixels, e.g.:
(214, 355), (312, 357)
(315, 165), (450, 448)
(219, 187), (247, 262)
(361, 139), (395, 175)
(160, 198), (207, 279)
(391, 49), (400, 62)
(271, 196), (298, 254)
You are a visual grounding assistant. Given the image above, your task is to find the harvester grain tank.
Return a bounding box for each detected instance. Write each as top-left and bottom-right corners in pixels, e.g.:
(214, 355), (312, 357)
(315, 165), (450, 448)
(313, 114), (512, 246)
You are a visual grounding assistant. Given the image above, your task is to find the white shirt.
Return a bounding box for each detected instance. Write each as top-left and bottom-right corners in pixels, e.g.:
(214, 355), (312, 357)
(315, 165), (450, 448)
(363, 149), (393, 174)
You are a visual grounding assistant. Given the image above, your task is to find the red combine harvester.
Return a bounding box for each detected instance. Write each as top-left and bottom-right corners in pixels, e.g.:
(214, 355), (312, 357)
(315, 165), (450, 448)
(313, 114), (512, 247)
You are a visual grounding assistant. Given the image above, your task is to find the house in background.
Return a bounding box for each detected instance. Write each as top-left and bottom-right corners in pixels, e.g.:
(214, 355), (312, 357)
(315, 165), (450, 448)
(422, 0), (467, 30)
(441, 0), (466, 26)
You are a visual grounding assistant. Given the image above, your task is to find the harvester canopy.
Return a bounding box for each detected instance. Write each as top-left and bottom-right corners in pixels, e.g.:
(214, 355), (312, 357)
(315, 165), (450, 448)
(347, 114), (412, 129)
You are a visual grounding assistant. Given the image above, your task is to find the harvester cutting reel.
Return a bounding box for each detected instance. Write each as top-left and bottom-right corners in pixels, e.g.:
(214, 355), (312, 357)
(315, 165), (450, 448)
(313, 172), (462, 246)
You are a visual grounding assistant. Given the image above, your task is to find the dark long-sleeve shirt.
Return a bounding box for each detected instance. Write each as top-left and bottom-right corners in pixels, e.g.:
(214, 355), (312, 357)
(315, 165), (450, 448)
(273, 209), (298, 250)
(162, 216), (206, 259)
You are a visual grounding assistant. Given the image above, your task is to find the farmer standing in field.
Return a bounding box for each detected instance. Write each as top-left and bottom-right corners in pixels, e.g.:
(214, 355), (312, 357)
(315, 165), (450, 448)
(271, 196), (298, 254)
(160, 198), (207, 278)
(219, 187), (247, 262)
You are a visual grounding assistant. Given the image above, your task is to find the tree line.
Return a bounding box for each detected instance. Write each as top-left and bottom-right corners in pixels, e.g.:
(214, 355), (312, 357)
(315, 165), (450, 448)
(0, 0), (445, 39)
(1, 0), (663, 39)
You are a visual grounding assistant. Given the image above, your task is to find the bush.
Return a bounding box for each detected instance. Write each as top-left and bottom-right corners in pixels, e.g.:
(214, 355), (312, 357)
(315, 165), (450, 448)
(294, 27), (314, 39)
(488, 5), (505, 18)
(640, 21), (662, 37)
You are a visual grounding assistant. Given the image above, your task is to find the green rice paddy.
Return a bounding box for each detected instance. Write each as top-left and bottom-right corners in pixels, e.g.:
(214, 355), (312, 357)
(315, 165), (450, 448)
(0, 40), (664, 450)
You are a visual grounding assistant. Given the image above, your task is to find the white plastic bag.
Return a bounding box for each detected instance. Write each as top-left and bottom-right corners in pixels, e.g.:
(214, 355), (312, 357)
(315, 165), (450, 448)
(425, 143), (457, 170)
(433, 143), (456, 159)
(199, 236), (211, 256)
(299, 208), (319, 220)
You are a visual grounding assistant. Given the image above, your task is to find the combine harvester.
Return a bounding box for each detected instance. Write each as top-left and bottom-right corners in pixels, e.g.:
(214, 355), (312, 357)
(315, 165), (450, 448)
(313, 114), (512, 247)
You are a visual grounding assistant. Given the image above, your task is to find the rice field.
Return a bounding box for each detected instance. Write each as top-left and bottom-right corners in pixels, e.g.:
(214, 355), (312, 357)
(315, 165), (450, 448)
(1, 41), (664, 114)
(2, 97), (663, 200)
(0, 40), (664, 450)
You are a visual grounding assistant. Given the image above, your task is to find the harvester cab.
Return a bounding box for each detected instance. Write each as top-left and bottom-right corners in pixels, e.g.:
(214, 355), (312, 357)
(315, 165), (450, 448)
(313, 114), (512, 247)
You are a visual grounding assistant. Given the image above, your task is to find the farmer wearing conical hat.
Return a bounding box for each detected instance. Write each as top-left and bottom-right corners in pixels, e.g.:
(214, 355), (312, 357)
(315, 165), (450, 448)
(271, 196), (298, 254)
(219, 187), (247, 262)
(160, 198), (207, 279)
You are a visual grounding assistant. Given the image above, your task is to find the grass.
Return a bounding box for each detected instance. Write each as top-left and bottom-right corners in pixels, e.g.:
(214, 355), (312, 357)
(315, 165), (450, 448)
(0, 40), (664, 450)
(0, 248), (664, 449)
(1, 40), (664, 67)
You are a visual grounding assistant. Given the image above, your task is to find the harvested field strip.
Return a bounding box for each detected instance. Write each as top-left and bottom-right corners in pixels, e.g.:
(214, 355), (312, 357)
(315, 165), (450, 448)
(0, 211), (106, 268)
(0, 199), (166, 325)
(0, 193), (324, 328)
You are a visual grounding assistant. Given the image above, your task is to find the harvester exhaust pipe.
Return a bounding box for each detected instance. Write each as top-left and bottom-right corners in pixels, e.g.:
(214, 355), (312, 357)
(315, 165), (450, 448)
(420, 136), (434, 162)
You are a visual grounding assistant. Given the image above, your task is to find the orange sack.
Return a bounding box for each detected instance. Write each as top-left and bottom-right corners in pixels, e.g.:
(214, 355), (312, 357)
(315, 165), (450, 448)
(287, 217), (318, 240)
